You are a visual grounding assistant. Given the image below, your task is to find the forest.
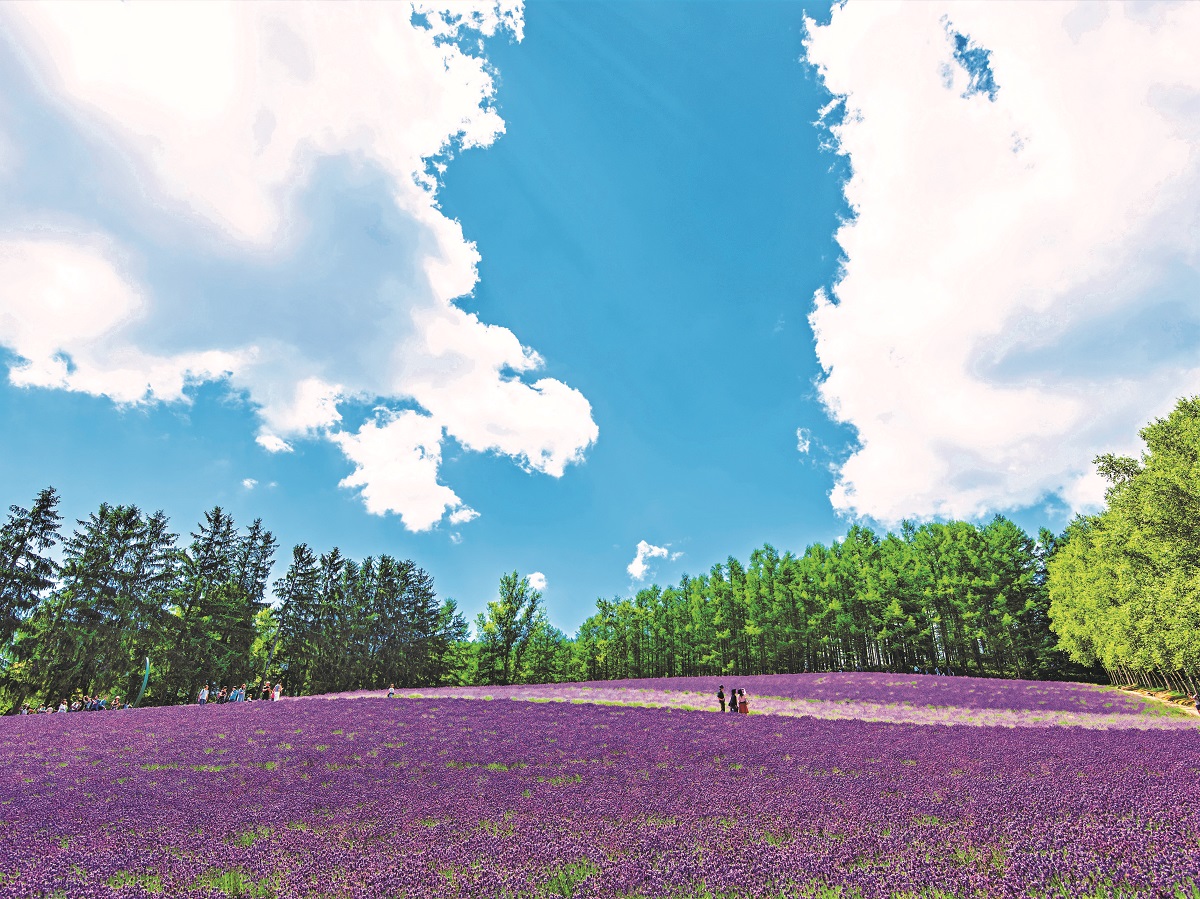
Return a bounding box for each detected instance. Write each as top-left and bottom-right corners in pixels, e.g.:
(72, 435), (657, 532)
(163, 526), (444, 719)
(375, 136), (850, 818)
(3, 396), (1197, 709)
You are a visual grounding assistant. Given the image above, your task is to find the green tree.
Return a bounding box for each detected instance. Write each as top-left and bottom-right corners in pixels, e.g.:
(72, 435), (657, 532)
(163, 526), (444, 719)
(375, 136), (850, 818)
(0, 487), (61, 652)
(1048, 396), (1200, 690)
(475, 572), (544, 685)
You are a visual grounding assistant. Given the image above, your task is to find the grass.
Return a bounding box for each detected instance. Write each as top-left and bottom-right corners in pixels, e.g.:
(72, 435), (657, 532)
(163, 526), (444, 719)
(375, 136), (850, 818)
(107, 870), (164, 892)
(230, 826), (271, 848)
(542, 859), (600, 898)
(193, 867), (275, 898)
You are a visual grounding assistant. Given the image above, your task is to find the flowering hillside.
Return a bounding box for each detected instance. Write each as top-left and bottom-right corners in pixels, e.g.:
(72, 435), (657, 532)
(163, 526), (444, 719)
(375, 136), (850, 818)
(4, 678), (1200, 898)
(578, 672), (1153, 713)
(372, 672), (1189, 730)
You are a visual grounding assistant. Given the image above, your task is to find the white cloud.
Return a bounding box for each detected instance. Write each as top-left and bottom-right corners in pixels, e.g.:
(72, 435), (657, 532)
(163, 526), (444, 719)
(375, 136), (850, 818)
(527, 571), (546, 592)
(627, 540), (669, 582)
(241, 478), (257, 490)
(255, 434), (293, 454)
(448, 506), (480, 525)
(7, 2), (519, 246)
(0, 236), (246, 403)
(331, 410), (469, 533)
(796, 427), (812, 454)
(804, 1), (1200, 524)
(0, 2), (596, 531)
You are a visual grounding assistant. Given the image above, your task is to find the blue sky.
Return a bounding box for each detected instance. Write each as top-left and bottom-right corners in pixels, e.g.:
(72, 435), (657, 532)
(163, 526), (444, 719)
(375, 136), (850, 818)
(2, 1), (1199, 633)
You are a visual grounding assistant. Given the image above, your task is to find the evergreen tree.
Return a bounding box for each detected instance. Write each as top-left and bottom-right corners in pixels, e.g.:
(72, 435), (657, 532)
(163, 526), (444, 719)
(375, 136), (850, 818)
(0, 487), (61, 651)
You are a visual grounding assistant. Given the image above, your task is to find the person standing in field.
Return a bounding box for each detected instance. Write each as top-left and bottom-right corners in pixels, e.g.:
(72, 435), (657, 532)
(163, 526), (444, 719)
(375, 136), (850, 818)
(388, 684), (395, 699)
(198, 685), (209, 706)
(727, 688), (739, 713)
(716, 685), (726, 713)
(737, 690), (749, 714)
(272, 682), (282, 701)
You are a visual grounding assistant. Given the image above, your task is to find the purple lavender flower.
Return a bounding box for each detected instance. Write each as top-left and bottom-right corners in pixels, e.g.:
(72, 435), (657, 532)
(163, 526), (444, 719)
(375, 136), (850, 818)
(3, 690), (1199, 898)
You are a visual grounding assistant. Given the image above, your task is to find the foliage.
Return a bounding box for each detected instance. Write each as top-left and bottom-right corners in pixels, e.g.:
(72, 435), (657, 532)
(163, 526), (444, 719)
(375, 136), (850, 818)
(571, 518), (1076, 683)
(0, 492), (462, 708)
(474, 571), (568, 685)
(1048, 396), (1200, 691)
(274, 546), (467, 694)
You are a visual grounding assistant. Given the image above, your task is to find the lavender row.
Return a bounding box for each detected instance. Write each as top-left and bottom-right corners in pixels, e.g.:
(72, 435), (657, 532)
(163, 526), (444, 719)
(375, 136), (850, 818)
(373, 683), (1198, 730)
(569, 672), (1155, 715)
(3, 695), (1199, 898)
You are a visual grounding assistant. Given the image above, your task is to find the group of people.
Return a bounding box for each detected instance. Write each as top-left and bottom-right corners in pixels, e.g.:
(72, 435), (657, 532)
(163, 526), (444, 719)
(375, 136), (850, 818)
(21, 695), (131, 714)
(197, 681), (282, 704)
(716, 685), (749, 714)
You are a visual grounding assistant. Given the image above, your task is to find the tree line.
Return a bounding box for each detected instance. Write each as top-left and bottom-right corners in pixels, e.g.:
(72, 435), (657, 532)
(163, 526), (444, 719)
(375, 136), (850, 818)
(1048, 396), (1200, 693)
(568, 519), (1085, 683)
(0, 498), (468, 710)
(3, 465), (1138, 710)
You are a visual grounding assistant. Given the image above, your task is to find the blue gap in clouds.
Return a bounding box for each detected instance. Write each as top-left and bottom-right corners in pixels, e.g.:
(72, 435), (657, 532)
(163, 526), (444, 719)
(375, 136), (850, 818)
(432, 1), (858, 625)
(942, 24), (999, 101)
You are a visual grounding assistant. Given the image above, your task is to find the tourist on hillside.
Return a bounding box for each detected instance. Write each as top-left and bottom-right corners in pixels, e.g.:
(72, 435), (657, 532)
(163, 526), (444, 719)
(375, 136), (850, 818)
(387, 684), (395, 699)
(727, 688), (739, 713)
(260, 682), (271, 702)
(716, 685), (726, 713)
(272, 682), (283, 701)
(198, 685), (209, 705)
(1189, 690), (1200, 714)
(737, 689), (749, 714)
(57, 700), (67, 713)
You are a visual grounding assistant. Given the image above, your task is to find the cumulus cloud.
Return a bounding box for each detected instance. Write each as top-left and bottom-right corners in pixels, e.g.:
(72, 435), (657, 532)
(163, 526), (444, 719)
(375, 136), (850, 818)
(0, 1), (596, 531)
(241, 478), (257, 490)
(804, 1), (1200, 523)
(448, 506), (481, 526)
(527, 571), (546, 592)
(0, 237), (245, 402)
(627, 540), (669, 582)
(256, 434), (293, 454)
(330, 410), (471, 533)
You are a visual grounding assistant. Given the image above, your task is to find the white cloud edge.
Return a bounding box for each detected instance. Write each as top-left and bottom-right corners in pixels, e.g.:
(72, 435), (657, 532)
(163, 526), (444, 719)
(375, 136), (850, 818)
(0, 2), (598, 534)
(627, 540), (670, 582)
(803, 1), (1200, 525)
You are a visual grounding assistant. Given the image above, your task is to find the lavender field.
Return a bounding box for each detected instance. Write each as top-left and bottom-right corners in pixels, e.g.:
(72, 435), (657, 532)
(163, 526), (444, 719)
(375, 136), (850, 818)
(377, 673), (1192, 730)
(4, 676), (1200, 898)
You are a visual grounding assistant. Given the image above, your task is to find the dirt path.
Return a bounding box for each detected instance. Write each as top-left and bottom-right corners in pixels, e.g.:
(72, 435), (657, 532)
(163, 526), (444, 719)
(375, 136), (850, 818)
(320, 684), (1200, 730)
(1117, 686), (1199, 715)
